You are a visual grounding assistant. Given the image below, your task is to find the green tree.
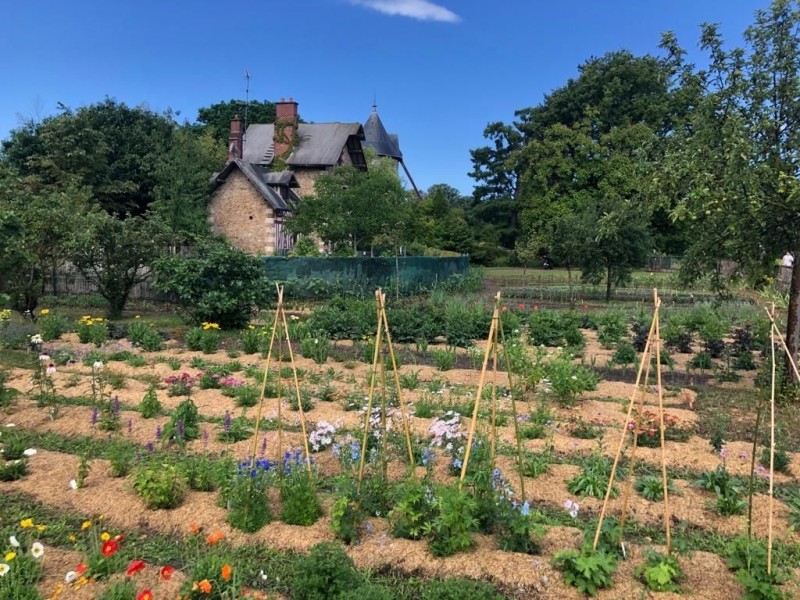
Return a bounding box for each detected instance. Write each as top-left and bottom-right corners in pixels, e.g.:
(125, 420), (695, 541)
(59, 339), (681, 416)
(193, 99), (278, 143)
(69, 213), (168, 318)
(1, 99), (176, 215)
(661, 0), (800, 377)
(151, 128), (224, 243)
(469, 122), (523, 203)
(152, 239), (271, 328)
(289, 158), (406, 255)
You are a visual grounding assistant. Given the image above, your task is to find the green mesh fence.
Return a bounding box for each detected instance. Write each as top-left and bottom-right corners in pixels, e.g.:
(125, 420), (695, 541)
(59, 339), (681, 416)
(262, 256), (470, 298)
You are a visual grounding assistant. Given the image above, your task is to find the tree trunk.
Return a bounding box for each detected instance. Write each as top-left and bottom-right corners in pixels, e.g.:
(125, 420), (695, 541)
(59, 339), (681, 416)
(785, 256), (800, 384)
(605, 264), (613, 303)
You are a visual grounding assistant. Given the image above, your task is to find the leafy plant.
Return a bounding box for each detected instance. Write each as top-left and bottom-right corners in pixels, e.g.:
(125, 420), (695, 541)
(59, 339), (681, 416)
(126, 319), (163, 351)
(292, 542), (363, 600)
(431, 347), (457, 371)
(139, 384), (162, 418)
(552, 546), (617, 596)
(300, 335), (330, 364)
(185, 324), (220, 354)
(133, 462), (186, 509)
(522, 451), (551, 478)
(37, 310), (70, 341)
(105, 439), (135, 478)
(567, 453), (617, 499)
(634, 551), (685, 592)
(162, 399), (201, 445)
(634, 475), (678, 502)
(76, 315), (109, 346)
(389, 477), (436, 540)
(330, 492), (364, 545)
(280, 452), (322, 526)
(420, 579), (504, 600)
(400, 369), (420, 390)
(425, 485), (478, 557)
(225, 458), (273, 532)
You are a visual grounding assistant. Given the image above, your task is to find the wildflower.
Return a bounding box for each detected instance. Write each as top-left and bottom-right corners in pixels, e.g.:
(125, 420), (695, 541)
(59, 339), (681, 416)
(206, 530), (224, 545)
(93, 361), (104, 370)
(738, 451), (749, 460)
(101, 539), (118, 557)
(64, 571), (77, 583)
(160, 565), (174, 581)
(720, 447), (729, 459)
(452, 458), (463, 469)
(76, 563), (87, 575)
(69, 479), (78, 490)
(563, 499), (580, 518)
(81, 521), (92, 530)
(4, 552), (16, 562)
(91, 407), (99, 426)
(223, 411), (232, 434)
(136, 590), (153, 600)
(221, 563), (232, 581)
(31, 542), (44, 559)
(68, 535), (76, 542)
(127, 419), (132, 435)
(100, 532), (111, 542)
(8, 536), (20, 549)
(20, 519), (33, 529)
(520, 501), (531, 517)
(23, 448), (37, 457)
(194, 579), (213, 594)
(155, 425), (162, 441)
(189, 523), (201, 534)
(46, 364), (56, 375)
(259, 570), (268, 581)
(39, 354), (50, 362)
(126, 560), (145, 576)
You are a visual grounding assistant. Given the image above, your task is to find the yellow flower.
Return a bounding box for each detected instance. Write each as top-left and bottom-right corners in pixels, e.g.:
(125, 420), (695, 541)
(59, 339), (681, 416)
(40, 309), (50, 316)
(20, 519), (33, 529)
(36, 524), (46, 532)
(68, 535), (76, 542)
(81, 521), (92, 530)
(4, 552), (16, 562)
(135, 315), (141, 319)
(100, 532), (110, 542)
(248, 325), (255, 330)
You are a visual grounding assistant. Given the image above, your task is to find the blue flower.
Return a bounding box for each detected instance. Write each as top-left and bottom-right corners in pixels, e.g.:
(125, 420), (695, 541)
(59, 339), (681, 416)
(520, 501), (530, 517)
(452, 458), (463, 469)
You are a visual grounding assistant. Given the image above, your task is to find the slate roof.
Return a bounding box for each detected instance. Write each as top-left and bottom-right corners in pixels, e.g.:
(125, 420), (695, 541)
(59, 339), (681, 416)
(243, 123), (365, 167)
(212, 160), (294, 211)
(363, 106), (402, 159)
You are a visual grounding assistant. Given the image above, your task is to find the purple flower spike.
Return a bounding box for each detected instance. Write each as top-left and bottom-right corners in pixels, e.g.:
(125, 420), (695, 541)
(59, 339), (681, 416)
(155, 424), (162, 441)
(223, 411), (232, 434)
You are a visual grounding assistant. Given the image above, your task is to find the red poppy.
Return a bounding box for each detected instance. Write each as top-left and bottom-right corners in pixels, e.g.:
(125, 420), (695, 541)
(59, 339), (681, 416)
(126, 560), (146, 576)
(518, 304), (525, 311)
(136, 590), (153, 600)
(101, 539), (118, 557)
(76, 563), (87, 575)
(160, 565), (174, 581)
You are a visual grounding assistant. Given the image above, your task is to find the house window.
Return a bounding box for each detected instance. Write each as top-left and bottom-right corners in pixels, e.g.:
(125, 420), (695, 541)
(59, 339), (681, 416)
(274, 214), (295, 256)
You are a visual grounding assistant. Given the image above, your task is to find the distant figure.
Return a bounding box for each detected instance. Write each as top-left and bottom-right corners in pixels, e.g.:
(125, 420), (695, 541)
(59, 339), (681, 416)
(783, 251), (795, 268)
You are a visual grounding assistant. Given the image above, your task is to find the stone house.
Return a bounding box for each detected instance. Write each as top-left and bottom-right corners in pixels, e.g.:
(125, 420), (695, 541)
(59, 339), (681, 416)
(208, 98), (403, 256)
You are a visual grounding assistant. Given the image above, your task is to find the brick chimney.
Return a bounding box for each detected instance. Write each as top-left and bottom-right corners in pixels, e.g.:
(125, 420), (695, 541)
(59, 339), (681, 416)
(274, 97), (298, 158)
(227, 114), (243, 161)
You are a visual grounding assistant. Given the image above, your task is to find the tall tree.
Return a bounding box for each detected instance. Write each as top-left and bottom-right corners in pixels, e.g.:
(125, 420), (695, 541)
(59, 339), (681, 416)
(1, 99), (175, 215)
(194, 99), (278, 144)
(662, 0), (800, 377)
(289, 158), (407, 255)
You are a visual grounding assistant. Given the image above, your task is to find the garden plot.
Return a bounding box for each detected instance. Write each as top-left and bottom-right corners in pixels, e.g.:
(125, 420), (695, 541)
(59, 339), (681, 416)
(0, 303), (797, 600)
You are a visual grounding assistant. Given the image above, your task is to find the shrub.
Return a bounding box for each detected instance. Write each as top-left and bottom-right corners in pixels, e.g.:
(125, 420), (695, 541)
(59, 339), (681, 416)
(152, 239), (272, 329)
(37, 310), (70, 341)
(543, 354), (597, 407)
(552, 547), (617, 596)
(427, 485), (478, 557)
(596, 310), (628, 348)
(389, 477), (436, 540)
(610, 341), (637, 368)
(126, 319), (163, 351)
(185, 324), (220, 353)
(240, 325), (263, 354)
(292, 542), (363, 600)
(133, 463), (186, 509)
(420, 579), (504, 600)
(76, 315), (109, 346)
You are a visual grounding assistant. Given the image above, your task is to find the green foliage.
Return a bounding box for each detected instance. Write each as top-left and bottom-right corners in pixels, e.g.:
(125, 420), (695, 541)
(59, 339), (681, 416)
(610, 341), (637, 368)
(97, 578), (136, 600)
(522, 451), (551, 478)
(389, 477), (436, 540)
(162, 399), (201, 445)
(421, 578), (504, 600)
(634, 551), (685, 593)
(300, 335), (330, 364)
(726, 535), (788, 599)
(330, 493), (364, 545)
(224, 463), (273, 533)
(567, 453), (617, 499)
(105, 439), (135, 478)
(133, 462), (186, 509)
(496, 501), (544, 554)
(37, 310), (69, 341)
(137, 383), (161, 418)
(153, 239), (271, 329)
(552, 547), (617, 596)
(596, 310), (628, 348)
(543, 353), (597, 406)
(431, 347), (456, 371)
(280, 459), (322, 526)
(240, 326), (263, 354)
(292, 542), (363, 600)
(634, 475), (677, 502)
(183, 454), (228, 492)
(425, 485), (478, 557)
(185, 326), (220, 353)
(126, 319), (163, 351)
(76, 316), (109, 346)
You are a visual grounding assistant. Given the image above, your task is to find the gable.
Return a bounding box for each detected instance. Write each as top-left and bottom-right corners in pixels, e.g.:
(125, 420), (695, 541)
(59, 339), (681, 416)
(243, 123), (365, 167)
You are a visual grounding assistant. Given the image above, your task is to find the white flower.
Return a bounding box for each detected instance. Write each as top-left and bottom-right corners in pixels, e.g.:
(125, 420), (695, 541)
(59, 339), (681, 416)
(23, 448), (37, 457)
(38, 354), (50, 362)
(93, 361), (104, 370)
(259, 569), (268, 581)
(8, 536), (19, 548)
(64, 571), (77, 583)
(30, 542), (44, 558)
(68, 479), (78, 490)
(0, 563), (9, 577)
(4, 424), (16, 428)
(46, 365), (56, 375)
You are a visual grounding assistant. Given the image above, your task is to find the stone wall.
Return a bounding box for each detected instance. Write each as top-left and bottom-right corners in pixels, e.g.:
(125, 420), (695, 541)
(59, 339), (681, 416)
(208, 170), (277, 256)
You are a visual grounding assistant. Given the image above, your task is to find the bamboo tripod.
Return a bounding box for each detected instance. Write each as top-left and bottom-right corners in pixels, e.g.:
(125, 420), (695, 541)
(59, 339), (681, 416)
(249, 284), (312, 473)
(593, 290), (672, 555)
(356, 289), (415, 492)
(458, 292), (527, 501)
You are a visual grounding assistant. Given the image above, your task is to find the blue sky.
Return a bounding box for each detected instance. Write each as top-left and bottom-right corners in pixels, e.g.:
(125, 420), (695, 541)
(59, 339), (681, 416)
(0, 0), (768, 195)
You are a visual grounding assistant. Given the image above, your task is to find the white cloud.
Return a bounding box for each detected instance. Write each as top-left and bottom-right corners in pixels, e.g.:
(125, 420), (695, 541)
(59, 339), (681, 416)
(350, 0), (460, 22)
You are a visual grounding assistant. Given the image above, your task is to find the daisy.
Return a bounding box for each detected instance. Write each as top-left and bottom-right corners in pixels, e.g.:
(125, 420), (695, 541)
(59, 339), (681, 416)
(8, 536), (19, 548)
(30, 542), (44, 559)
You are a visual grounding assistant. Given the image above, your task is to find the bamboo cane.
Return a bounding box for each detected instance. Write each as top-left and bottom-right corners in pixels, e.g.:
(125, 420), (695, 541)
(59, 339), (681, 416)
(459, 292), (500, 488)
(249, 286), (283, 467)
(281, 304), (312, 473)
(379, 291), (415, 465)
(490, 319), (499, 467)
(768, 305), (776, 574)
(497, 316), (526, 502)
(379, 344), (389, 481)
(593, 302), (659, 550)
(356, 290), (386, 491)
(653, 290), (672, 553)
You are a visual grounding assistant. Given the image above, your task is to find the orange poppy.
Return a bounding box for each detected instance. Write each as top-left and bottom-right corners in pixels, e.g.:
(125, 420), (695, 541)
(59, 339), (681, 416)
(221, 563), (232, 582)
(189, 523), (201, 534)
(160, 565), (174, 581)
(136, 590), (153, 600)
(101, 540), (118, 557)
(126, 560), (146, 576)
(75, 563), (87, 575)
(194, 579), (212, 594)
(205, 530), (224, 545)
